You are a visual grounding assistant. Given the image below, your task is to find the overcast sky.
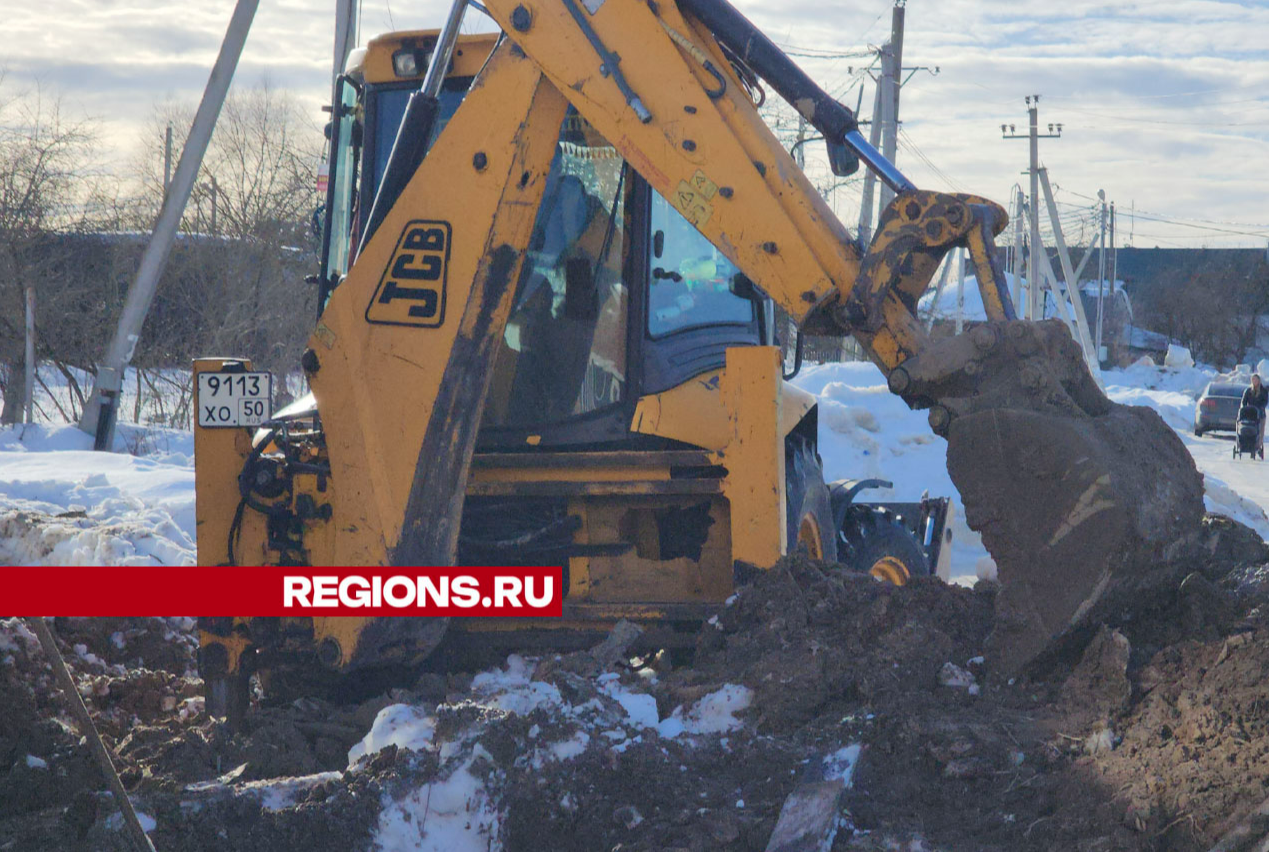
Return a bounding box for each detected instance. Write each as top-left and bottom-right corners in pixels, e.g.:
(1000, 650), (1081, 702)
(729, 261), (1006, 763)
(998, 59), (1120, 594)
(6, 0), (1268, 248)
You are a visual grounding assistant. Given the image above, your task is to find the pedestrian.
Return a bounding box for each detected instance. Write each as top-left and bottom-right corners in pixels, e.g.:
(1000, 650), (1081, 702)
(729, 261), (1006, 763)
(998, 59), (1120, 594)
(1242, 374), (1269, 452)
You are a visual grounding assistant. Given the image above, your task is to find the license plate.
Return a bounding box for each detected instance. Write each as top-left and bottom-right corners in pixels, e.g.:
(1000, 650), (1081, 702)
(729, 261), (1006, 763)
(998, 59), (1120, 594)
(197, 371), (273, 428)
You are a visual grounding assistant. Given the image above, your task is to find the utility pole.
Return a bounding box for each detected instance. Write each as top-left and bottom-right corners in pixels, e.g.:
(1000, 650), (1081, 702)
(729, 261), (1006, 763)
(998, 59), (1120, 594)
(794, 115), (807, 169)
(24, 286), (35, 423)
(1110, 202), (1118, 349)
(332, 0), (360, 101)
(878, 1), (905, 212)
(1096, 189), (1108, 361)
(1012, 187), (1026, 309)
(163, 124), (173, 196)
(80, 0), (259, 449)
(1002, 95), (1061, 320)
(857, 78), (884, 245)
(858, 2), (936, 245)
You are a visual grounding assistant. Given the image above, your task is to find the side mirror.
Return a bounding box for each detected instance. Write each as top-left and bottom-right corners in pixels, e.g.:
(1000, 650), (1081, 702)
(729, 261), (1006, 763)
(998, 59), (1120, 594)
(729, 273), (762, 302)
(827, 139), (859, 177)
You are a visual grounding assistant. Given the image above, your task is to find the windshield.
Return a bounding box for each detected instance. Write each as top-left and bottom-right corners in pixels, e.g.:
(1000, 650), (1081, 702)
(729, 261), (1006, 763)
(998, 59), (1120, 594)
(369, 80), (469, 198)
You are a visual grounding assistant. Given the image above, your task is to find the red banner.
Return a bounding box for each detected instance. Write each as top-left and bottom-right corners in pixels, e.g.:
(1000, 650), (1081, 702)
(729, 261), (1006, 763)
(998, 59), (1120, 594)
(4, 566), (563, 617)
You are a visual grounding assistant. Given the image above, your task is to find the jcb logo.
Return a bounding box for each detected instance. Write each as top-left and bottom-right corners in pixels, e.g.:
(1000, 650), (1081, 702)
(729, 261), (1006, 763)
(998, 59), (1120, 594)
(366, 220), (451, 327)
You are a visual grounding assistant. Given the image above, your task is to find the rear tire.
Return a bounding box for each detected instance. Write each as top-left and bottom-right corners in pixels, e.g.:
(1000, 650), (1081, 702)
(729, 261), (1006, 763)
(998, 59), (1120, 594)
(1194, 426), (1204, 436)
(838, 506), (929, 585)
(785, 437), (837, 562)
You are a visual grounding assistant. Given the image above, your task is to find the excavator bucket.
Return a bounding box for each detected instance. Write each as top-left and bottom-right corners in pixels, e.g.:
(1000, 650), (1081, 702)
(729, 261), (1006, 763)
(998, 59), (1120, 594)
(897, 318), (1206, 674)
(850, 186), (1206, 673)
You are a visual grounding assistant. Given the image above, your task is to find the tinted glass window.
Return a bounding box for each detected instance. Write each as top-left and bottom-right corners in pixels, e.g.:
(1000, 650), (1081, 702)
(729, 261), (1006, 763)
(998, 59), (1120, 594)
(370, 80), (469, 196)
(647, 193), (753, 337)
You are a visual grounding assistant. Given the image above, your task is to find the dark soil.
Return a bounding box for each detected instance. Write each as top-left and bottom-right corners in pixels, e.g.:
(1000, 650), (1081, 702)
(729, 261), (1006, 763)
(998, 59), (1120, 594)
(4, 512), (1269, 850)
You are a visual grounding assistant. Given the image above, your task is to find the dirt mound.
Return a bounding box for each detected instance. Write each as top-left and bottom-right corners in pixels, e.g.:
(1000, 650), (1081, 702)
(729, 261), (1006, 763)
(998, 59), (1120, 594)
(688, 557), (994, 730)
(6, 519), (1269, 851)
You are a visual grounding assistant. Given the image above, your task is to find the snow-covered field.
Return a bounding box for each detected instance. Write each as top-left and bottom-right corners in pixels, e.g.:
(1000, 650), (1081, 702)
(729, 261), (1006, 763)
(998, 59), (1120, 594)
(1, 355), (1267, 578)
(0, 423), (195, 565)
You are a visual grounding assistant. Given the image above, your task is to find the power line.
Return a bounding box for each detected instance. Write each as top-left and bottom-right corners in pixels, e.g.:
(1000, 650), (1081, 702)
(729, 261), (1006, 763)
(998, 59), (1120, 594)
(1055, 186), (1269, 236)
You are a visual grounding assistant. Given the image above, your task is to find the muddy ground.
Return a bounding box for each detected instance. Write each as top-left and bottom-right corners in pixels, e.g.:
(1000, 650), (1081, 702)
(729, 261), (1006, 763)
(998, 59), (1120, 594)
(4, 513), (1269, 851)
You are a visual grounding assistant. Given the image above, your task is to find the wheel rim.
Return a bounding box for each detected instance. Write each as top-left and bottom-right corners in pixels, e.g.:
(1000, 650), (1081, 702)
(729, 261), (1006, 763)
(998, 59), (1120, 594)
(797, 514), (825, 560)
(869, 555), (911, 585)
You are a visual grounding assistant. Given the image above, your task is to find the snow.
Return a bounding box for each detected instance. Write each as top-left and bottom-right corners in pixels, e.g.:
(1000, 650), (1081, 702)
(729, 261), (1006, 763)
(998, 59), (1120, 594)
(349, 704), (437, 765)
(348, 656), (760, 849)
(793, 361), (994, 583)
(658, 684), (752, 738)
(0, 423), (195, 566)
(375, 751), (502, 852)
(1164, 343), (1195, 368)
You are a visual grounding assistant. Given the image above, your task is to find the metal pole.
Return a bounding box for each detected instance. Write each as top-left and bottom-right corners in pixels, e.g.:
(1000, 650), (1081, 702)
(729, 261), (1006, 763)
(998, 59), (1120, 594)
(1039, 167), (1098, 372)
(79, 0), (259, 448)
(1012, 187), (1025, 310)
(1096, 190), (1107, 360)
(954, 248), (966, 335)
(23, 285), (35, 423)
(857, 76), (884, 245)
(1028, 100), (1041, 321)
(1110, 202), (1118, 353)
(924, 251), (954, 332)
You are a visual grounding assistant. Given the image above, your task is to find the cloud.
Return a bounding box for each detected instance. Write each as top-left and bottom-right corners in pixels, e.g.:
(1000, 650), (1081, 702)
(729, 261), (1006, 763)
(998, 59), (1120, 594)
(3, 0), (1266, 246)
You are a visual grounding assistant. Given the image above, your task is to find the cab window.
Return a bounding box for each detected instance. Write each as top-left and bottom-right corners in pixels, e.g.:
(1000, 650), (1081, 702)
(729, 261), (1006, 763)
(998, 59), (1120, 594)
(483, 111), (630, 428)
(647, 193), (753, 337)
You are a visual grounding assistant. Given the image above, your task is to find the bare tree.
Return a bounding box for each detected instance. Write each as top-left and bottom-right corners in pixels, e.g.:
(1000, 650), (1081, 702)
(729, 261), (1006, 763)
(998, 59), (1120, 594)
(0, 76), (105, 423)
(119, 81), (322, 381)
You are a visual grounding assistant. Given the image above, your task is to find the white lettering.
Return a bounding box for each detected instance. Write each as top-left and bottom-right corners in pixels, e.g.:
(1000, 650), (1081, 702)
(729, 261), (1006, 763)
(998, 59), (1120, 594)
(416, 576), (447, 607)
(284, 576), (312, 607)
(494, 576), (523, 607)
(312, 576), (338, 607)
(451, 576), (480, 607)
(384, 576), (414, 607)
(523, 575), (554, 608)
(339, 575), (371, 607)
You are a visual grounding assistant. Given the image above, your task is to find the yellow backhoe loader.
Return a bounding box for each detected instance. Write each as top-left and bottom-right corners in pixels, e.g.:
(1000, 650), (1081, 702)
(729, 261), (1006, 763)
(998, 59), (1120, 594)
(194, 0), (1203, 720)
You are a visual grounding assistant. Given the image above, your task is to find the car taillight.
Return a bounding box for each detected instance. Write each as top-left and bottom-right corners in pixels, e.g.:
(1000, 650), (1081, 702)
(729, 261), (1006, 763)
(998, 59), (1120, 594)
(1202, 399), (1217, 409)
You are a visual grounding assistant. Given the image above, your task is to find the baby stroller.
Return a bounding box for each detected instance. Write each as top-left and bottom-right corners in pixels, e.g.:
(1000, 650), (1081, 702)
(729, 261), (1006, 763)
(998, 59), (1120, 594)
(1233, 405), (1264, 460)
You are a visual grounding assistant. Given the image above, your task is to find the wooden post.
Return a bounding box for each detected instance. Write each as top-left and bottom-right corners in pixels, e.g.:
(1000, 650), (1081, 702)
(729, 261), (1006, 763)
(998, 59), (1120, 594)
(24, 285), (35, 423)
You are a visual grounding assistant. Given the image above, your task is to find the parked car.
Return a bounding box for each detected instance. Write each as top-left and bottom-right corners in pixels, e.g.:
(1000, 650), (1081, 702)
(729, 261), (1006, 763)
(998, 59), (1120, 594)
(1195, 382), (1249, 435)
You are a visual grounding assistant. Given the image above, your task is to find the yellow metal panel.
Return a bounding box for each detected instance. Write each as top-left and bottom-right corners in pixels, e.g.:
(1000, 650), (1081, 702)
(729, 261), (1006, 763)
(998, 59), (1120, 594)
(632, 366), (814, 464)
(631, 370), (729, 451)
(721, 346), (785, 567)
(193, 359), (254, 567)
(361, 31), (499, 84)
(308, 42), (570, 564)
(778, 382), (816, 436)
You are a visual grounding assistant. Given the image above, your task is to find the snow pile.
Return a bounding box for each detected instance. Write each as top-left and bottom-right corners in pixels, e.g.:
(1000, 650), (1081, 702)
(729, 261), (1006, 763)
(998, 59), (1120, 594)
(1102, 360), (1269, 539)
(798, 355), (1269, 585)
(1164, 344), (1195, 369)
(355, 655), (756, 850)
(0, 423), (194, 565)
(793, 361), (993, 583)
